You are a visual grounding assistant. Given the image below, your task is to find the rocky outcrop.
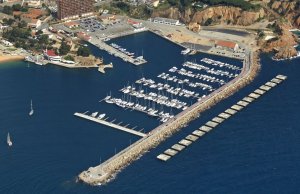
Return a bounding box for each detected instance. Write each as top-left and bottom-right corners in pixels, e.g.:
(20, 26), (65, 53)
(191, 6), (265, 26)
(269, 0), (300, 27)
(261, 22), (298, 59)
(152, 6), (265, 26)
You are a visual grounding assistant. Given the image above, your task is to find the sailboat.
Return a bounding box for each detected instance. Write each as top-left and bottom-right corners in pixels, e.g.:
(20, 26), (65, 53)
(29, 100), (34, 116)
(7, 133), (12, 147)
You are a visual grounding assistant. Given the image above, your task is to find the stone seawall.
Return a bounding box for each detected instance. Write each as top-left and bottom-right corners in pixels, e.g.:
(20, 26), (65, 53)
(78, 50), (260, 186)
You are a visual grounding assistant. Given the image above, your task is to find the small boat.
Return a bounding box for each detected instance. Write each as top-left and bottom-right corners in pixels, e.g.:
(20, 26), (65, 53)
(7, 132), (12, 147)
(181, 48), (190, 55)
(91, 112), (98, 117)
(97, 113), (106, 119)
(29, 100), (34, 116)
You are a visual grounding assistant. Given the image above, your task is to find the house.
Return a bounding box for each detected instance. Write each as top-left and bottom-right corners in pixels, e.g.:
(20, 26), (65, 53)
(151, 17), (181, 26)
(77, 32), (91, 41)
(26, 18), (41, 28)
(127, 19), (142, 28)
(43, 50), (62, 61)
(64, 21), (80, 29)
(1, 39), (13, 47)
(215, 40), (239, 51)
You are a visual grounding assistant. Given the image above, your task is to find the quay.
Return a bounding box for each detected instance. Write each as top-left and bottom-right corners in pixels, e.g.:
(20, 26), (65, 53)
(77, 46), (261, 186)
(157, 74), (288, 161)
(74, 112), (147, 137)
(89, 38), (147, 66)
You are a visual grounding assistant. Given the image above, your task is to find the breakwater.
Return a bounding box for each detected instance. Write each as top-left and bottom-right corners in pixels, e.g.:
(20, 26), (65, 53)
(78, 46), (261, 186)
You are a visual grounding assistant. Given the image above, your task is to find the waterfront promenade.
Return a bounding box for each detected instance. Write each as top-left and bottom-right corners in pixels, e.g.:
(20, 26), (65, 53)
(78, 40), (260, 185)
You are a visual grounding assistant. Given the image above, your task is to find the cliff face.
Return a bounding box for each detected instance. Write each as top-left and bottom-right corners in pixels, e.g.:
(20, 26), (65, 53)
(261, 22), (298, 59)
(269, 0), (300, 27)
(191, 6), (265, 26)
(152, 6), (265, 26)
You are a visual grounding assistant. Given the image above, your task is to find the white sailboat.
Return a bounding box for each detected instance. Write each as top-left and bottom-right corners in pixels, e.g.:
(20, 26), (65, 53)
(29, 100), (34, 116)
(7, 133), (12, 147)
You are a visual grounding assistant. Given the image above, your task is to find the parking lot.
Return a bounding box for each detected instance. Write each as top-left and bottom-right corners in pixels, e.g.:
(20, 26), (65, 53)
(79, 18), (105, 32)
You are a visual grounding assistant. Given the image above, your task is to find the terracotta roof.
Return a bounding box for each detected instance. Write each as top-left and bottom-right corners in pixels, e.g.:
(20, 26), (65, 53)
(28, 9), (43, 16)
(216, 40), (237, 49)
(45, 50), (58, 57)
(64, 21), (79, 27)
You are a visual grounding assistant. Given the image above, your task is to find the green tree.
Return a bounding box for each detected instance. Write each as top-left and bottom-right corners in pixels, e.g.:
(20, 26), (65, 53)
(64, 55), (75, 61)
(59, 41), (71, 55)
(3, 6), (13, 15)
(77, 46), (91, 57)
(12, 4), (22, 11)
(18, 20), (27, 28)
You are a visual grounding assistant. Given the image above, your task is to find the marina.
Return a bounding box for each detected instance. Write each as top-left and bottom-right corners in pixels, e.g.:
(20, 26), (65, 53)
(157, 74), (288, 161)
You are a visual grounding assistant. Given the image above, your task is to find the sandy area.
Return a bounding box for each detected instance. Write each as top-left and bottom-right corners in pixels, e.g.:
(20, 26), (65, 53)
(0, 55), (24, 63)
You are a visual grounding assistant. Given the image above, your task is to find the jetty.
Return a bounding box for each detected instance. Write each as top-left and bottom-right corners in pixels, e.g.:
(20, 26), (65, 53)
(157, 74), (287, 161)
(98, 63), (113, 74)
(74, 112), (147, 137)
(77, 46), (261, 186)
(89, 39), (147, 66)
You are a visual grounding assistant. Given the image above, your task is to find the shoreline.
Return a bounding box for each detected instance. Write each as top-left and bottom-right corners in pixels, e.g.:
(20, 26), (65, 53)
(0, 55), (25, 64)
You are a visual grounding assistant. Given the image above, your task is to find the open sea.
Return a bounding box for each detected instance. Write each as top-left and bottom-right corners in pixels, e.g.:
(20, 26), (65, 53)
(0, 32), (299, 194)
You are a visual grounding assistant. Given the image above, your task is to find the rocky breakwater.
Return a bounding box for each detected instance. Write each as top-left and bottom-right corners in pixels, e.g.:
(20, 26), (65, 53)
(78, 48), (261, 186)
(260, 22), (298, 60)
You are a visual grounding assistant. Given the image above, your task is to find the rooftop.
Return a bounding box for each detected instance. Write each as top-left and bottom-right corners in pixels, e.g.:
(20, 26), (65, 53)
(216, 40), (237, 49)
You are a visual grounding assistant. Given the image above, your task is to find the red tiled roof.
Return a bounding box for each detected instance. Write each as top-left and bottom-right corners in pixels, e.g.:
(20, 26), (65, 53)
(45, 50), (57, 57)
(216, 40), (237, 49)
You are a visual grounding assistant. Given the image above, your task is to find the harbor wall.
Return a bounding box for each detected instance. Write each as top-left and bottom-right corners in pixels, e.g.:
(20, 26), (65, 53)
(78, 49), (261, 186)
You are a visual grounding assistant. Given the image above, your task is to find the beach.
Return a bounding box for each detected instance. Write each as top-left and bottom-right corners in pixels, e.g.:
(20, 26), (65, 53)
(0, 55), (24, 63)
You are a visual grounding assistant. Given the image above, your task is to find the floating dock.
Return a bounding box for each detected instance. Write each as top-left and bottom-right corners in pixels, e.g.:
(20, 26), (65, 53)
(243, 96), (255, 103)
(157, 75), (287, 162)
(212, 117), (224, 123)
(179, 139), (192, 146)
(200, 125), (213, 132)
(225, 108), (237, 115)
(192, 130), (205, 137)
(231, 104), (243, 111)
(157, 154), (171, 161)
(164, 149), (178, 156)
(74, 112), (147, 137)
(171, 144), (185, 151)
(185, 134), (199, 142)
(249, 92), (260, 99)
(237, 100), (249, 107)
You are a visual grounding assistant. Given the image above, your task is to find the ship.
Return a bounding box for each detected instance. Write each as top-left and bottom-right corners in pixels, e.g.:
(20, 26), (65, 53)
(29, 100), (34, 116)
(181, 48), (191, 55)
(7, 133), (12, 147)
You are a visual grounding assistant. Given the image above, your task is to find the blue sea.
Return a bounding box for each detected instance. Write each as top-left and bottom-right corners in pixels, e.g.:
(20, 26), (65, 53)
(0, 32), (299, 194)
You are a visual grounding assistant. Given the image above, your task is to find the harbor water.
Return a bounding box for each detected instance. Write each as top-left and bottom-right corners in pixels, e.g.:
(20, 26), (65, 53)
(0, 32), (299, 193)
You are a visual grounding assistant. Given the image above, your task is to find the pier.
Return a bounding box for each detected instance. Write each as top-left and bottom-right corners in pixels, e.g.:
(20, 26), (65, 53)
(74, 112), (147, 137)
(89, 39), (147, 66)
(156, 74), (287, 161)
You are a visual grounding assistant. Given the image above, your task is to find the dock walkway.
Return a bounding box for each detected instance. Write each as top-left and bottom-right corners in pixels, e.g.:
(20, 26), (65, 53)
(89, 39), (147, 66)
(74, 112), (147, 137)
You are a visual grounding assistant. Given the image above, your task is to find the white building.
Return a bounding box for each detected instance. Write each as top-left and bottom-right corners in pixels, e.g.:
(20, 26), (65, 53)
(151, 17), (181, 26)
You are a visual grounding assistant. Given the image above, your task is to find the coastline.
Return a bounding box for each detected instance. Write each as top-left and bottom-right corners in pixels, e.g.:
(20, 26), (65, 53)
(0, 55), (25, 64)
